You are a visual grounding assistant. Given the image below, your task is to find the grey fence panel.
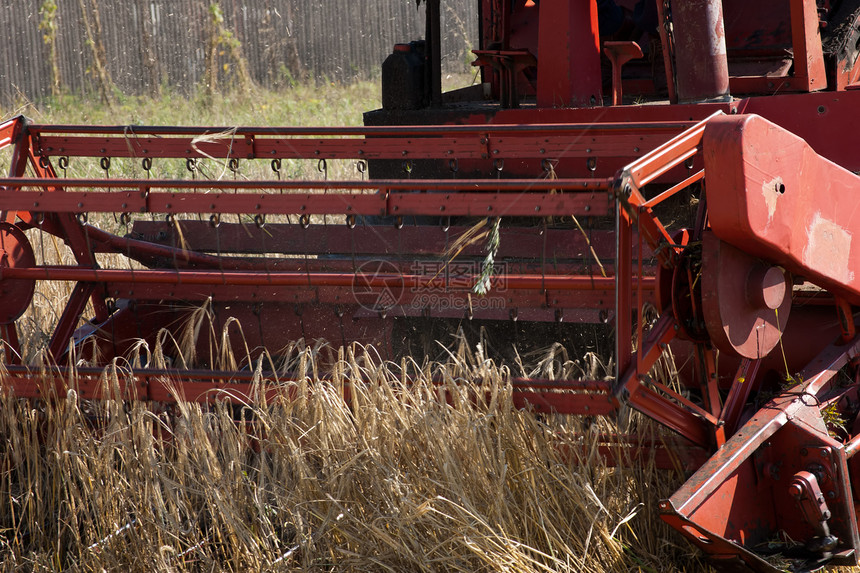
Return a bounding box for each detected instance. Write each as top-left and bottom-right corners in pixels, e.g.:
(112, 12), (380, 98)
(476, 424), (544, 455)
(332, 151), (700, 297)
(0, 1), (478, 107)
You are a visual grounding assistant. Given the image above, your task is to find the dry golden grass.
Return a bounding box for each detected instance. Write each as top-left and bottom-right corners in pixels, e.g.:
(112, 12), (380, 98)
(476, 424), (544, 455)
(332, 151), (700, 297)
(0, 342), (709, 572)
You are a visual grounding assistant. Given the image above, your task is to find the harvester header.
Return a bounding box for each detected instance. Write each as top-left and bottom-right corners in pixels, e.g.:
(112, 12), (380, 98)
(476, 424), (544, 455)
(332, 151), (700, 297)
(4, 1), (860, 570)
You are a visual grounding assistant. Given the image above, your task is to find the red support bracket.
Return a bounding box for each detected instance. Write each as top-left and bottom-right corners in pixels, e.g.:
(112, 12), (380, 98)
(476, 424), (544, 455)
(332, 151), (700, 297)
(48, 282), (96, 361)
(3, 116), (30, 224)
(790, 0), (827, 92)
(718, 358), (762, 438)
(603, 42), (643, 106)
(662, 333), (860, 569)
(836, 298), (856, 343)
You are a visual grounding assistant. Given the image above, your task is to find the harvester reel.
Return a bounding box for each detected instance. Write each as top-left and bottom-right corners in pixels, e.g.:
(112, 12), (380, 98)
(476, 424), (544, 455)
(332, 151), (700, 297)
(0, 222), (35, 324)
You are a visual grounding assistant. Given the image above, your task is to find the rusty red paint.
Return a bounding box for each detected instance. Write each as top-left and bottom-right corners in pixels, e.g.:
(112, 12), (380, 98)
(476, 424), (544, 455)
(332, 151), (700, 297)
(666, 0), (730, 102)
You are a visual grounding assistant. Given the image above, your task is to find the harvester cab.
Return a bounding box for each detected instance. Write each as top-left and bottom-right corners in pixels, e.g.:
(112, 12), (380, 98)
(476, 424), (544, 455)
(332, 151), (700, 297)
(4, 0), (860, 570)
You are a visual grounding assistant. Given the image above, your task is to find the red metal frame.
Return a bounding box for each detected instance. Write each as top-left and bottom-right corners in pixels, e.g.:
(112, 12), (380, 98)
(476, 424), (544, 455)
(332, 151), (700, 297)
(663, 333), (860, 570)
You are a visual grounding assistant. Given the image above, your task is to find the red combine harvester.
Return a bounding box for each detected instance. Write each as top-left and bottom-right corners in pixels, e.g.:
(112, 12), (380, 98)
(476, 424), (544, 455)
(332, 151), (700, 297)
(3, 0), (860, 570)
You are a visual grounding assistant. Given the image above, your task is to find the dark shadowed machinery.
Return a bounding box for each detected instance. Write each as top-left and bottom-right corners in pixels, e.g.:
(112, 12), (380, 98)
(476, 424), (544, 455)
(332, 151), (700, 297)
(4, 0), (860, 570)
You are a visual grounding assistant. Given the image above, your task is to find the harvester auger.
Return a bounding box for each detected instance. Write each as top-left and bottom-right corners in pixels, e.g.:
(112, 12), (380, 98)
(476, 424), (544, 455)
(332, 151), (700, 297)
(5, 0), (860, 570)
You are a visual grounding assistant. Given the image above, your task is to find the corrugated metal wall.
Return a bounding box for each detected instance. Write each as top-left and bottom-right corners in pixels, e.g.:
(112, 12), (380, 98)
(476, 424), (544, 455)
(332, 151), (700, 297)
(0, 1), (478, 105)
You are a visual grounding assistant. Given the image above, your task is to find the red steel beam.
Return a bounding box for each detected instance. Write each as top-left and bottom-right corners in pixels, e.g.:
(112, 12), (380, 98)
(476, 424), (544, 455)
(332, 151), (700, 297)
(0, 116), (23, 151)
(0, 177), (611, 217)
(95, 285), (639, 316)
(3, 117), (30, 225)
(37, 134), (489, 161)
(121, 221), (648, 260)
(557, 435), (710, 472)
(47, 282), (95, 359)
(28, 121), (696, 137)
(1, 266), (652, 292)
(622, 112), (719, 188)
(36, 131), (676, 161)
(387, 190), (606, 217)
(0, 363), (615, 412)
(85, 227), (624, 282)
(0, 176), (611, 193)
(789, 0), (827, 92)
(29, 122), (693, 161)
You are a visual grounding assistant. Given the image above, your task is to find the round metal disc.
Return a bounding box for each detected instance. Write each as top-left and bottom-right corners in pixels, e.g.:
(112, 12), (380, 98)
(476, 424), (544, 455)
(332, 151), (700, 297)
(701, 232), (791, 359)
(0, 222), (36, 324)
